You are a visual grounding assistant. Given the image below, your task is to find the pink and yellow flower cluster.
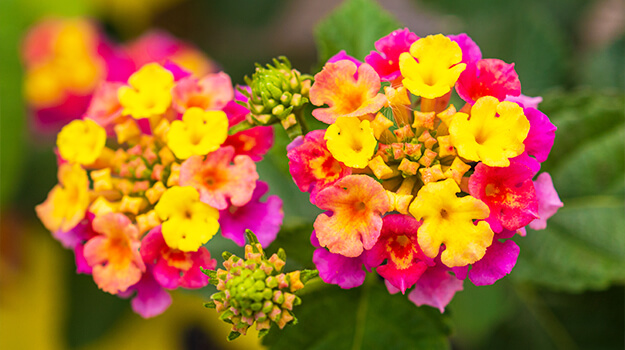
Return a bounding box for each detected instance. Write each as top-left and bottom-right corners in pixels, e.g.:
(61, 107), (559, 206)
(21, 17), (217, 134)
(36, 62), (283, 318)
(288, 29), (562, 312)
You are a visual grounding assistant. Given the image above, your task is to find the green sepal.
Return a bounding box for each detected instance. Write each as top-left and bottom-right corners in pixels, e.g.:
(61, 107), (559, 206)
(258, 328), (270, 338)
(277, 248), (287, 262)
(204, 301), (216, 309)
(227, 331), (241, 341)
(299, 269), (319, 284)
(220, 309), (235, 323)
(222, 251), (234, 260)
(201, 268), (218, 285)
(245, 229), (260, 245)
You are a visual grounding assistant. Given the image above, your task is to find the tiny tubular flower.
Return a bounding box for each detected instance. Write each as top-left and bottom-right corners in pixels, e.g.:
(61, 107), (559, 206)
(314, 175), (391, 257)
(166, 107), (229, 159)
(36, 163), (90, 233)
(83, 212), (145, 294)
(399, 34), (466, 99)
(309, 60), (387, 124)
(118, 63), (175, 119)
(409, 178), (494, 268)
(449, 96), (530, 167)
(154, 186), (220, 252)
(324, 116), (377, 169)
(56, 118), (106, 164)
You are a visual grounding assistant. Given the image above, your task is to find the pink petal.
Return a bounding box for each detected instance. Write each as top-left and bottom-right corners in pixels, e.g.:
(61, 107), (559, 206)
(523, 107), (557, 163)
(408, 265), (464, 313)
(468, 239), (519, 286)
(129, 269), (173, 318)
(313, 248), (366, 289)
(529, 172), (563, 230)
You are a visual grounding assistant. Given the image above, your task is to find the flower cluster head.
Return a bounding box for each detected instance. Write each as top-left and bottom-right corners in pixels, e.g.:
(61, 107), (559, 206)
(21, 18), (216, 134)
(288, 29), (562, 311)
(36, 61), (284, 318)
(205, 230), (318, 340)
(238, 57), (313, 139)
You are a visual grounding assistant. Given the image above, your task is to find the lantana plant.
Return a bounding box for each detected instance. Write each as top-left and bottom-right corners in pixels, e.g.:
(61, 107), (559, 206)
(35, 61), (284, 317)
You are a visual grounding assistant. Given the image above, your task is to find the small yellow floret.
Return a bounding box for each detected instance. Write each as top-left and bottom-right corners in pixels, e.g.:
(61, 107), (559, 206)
(118, 63), (175, 119)
(449, 96), (530, 167)
(57, 119), (106, 165)
(325, 117), (377, 169)
(154, 186), (219, 252)
(166, 107), (229, 159)
(409, 178), (493, 267)
(399, 34), (466, 99)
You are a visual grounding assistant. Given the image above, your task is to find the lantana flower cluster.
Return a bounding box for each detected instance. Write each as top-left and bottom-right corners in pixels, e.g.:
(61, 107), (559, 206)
(35, 61), (284, 318)
(287, 29), (563, 311)
(21, 17), (216, 133)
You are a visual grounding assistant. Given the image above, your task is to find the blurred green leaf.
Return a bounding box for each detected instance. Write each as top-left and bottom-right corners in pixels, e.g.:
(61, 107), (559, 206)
(513, 90), (625, 291)
(314, 0), (401, 64)
(579, 36), (625, 91)
(263, 278), (452, 350)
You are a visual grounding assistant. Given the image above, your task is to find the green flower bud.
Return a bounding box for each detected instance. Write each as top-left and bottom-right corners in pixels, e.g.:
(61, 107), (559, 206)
(239, 57), (313, 140)
(204, 230), (319, 341)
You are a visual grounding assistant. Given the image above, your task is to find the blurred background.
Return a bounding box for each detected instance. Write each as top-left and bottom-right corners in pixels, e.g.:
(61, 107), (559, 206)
(1, 0), (623, 349)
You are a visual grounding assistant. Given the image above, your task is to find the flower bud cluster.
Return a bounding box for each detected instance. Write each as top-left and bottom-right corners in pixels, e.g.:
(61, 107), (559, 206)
(205, 230), (317, 340)
(239, 56), (313, 139)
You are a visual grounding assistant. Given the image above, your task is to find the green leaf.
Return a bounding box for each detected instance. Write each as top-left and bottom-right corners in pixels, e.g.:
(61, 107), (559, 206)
(513, 90), (625, 291)
(262, 278), (452, 350)
(314, 0), (401, 63)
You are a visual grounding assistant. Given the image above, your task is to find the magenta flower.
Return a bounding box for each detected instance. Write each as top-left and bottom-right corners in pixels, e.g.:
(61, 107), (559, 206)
(406, 264), (464, 313)
(179, 146), (258, 210)
(328, 50), (362, 67)
(456, 58), (521, 104)
(223, 126), (274, 162)
(311, 232), (366, 289)
(452, 238), (520, 286)
(141, 225), (217, 289)
(287, 130), (352, 203)
(219, 181), (283, 247)
(469, 154), (540, 232)
(529, 172), (564, 230)
(121, 267), (173, 318)
(523, 107), (557, 163)
(366, 214), (431, 294)
(365, 28), (419, 82)
(448, 33), (482, 66)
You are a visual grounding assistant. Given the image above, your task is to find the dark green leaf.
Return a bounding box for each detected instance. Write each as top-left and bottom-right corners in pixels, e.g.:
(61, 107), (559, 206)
(262, 278), (452, 350)
(513, 90), (625, 291)
(314, 0), (401, 63)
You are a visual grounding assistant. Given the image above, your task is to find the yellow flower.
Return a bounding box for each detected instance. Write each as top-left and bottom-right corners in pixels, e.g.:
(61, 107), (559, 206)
(409, 178), (493, 268)
(118, 63), (175, 119)
(324, 117), (377, 169)
(399, 34), (466, 99)
(56, 118), (106, 164)
(36, 163), (90, 233)
(166, 107), (229, 159)
(154, 186), (219, 252)
(449, 96), (529, 167)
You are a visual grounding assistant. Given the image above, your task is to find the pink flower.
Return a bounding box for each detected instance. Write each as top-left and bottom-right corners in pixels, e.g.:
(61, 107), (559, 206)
(406, 264), (464, 313)
(287, 130), (352, 203)
(84, 82), (125, 134)
(311, 232), (366, 289)
(505, 94), (542, 109)
(219, 181), (283, 247)
(529, 172), (563, 230)
(366, 214), (431, 294)
(456, 58), (521, 104)
(469, 154), (540, 232)
(523, 107), (557, 163)
(141, 226), (217, 289)
(313, 175), (390, 257)
(171, 72), (234, 114)
(83, 213), (145, 294)
(121, 267), (173, 318)
(452, 238), (520, 286)
(448, 33), (482, 66)
(328, 50), (362, 67)
(309, 60), (387, 124)
(365, 28), (419, 82)
(223, 126), (274, 162)
(179, 146), (258, 210)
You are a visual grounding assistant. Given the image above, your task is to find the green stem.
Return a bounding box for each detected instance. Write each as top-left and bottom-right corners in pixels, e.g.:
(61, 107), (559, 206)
(351, 273), (376, 350)
(294, 108), (309, 136)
